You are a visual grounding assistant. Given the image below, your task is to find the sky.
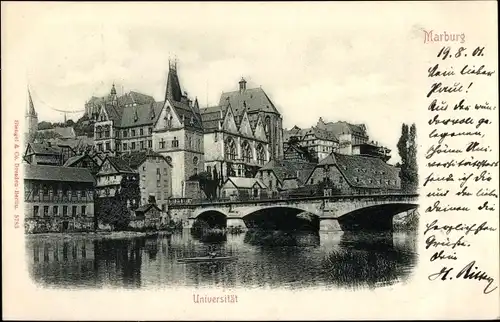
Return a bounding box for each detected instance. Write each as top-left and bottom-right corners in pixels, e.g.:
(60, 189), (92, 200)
(5, 2), (482, 164)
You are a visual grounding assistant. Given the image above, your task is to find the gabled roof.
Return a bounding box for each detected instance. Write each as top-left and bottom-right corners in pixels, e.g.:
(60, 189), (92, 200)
(135, 203), (162, 214)
(106, 156), (135, 173)
(119, 101), (163, 128)
(223, 177), (267, 189)
(120, 150), (170, 169)
(316, 119), (367, 137)
(305, 127), (338, 142)
(26, 142), (61, 155)
(219, 87), (280, 116)
(63, 154), (86, 167)
(259, 159), (316, 185)
(24, 164), (95, 183)
(313, 152), (400, 189)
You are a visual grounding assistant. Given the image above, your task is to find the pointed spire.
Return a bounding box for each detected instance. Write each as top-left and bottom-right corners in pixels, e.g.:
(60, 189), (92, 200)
(27, 89), (37, 116)
(165, 60), (182, 102)
(111, 83), (117, 95)
(193, 97), (200, 113)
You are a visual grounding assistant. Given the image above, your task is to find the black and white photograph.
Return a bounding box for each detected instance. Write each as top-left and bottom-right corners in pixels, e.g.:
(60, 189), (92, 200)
(2, 2), (498, 320)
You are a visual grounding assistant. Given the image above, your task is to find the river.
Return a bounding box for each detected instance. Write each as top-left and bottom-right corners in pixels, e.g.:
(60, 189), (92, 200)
(25, 230), (418, 290)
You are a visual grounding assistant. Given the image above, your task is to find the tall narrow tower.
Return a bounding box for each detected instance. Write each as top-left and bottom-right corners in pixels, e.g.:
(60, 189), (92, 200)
(25, 89), (38, 143)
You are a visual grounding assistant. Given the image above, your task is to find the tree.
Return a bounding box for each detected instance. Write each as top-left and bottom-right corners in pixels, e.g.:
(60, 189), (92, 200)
(33, 130), (63, 141)
(397, 123), (418, 192)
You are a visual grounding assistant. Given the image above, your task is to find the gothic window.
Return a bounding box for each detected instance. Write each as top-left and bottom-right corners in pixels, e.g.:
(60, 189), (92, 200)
(257, 144), (266, 165)
(265, 116), (271, 135)
(242, 140), (252, 163)
(172, 137), (179, 148)
(225, 137), (236, 161)
(159, 138), (166, 149)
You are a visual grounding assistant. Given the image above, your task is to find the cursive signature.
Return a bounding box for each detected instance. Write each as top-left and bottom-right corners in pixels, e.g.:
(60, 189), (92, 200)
(428, 260), (498, 294)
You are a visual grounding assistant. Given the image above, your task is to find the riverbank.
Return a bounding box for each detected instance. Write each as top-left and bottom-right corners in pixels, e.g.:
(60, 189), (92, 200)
(25, 230), (172, 241)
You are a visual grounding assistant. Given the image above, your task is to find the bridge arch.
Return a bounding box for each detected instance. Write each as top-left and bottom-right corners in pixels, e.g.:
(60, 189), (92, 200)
(192, 209), (228, 229)
(337, 203), (419, 231)
(241, 206), (322, 231)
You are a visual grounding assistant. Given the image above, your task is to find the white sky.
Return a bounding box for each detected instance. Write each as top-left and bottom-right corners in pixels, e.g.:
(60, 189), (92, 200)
(5, 2), (491, 163)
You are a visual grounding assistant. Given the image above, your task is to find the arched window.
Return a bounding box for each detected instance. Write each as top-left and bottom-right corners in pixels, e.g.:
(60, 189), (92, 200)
(257, 144), (266, 165)
(96, 126), (103, 139)
(225, 137), (236, 161)
(241, 140), (252, 163)
(264, 116), (271, 135)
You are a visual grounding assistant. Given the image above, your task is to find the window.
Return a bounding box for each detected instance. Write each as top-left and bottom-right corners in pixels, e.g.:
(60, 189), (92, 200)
(225, 137), (236, 160)
(62, 206), (68, 216)
(148, 127), (153, 135)
(163, 168), (168, 175)
(167, 115), (173, 128)
(33, 206), (39, 217)
(207, 165), (212, 174)
(42, 185), (48, 195)
(166, 156), (172, 164)
(242, 141), (252, 163)
(193, 156), (199, 165)
(81, 206), (86, 216)
(123, 130), (128, 137)
(33, 183), (39, 195)
(140, 128), (144, 136)
(72, 206), (77, 217)
(132, 129), (136, 137)
(187, 136), (191, 149)
(53, 206), (58, 216)
(311, 178), (314, 185)
(105, 142), (110, 151)
(148, 140), (152, 148)
(159, 139), (166, 149)
(105, 129), (110, 137)
(43, 206), (49, 217)
(140, 141), (145, 150)
(98, 143), (103, 151)
(194, 168), (198, 175)
(172, 137), (179, 148)
(257, 144), (266, 165)
(131, 142), (136, 150)
(123, 143), (128, 150)
(197, 139), (201, 151)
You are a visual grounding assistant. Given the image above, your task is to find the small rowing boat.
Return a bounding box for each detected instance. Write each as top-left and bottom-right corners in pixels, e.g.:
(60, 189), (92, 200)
(177, 256), (237, 263)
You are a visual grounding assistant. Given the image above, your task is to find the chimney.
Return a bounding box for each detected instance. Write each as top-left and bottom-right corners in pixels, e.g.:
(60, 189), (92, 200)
(239, 77), (247, 93)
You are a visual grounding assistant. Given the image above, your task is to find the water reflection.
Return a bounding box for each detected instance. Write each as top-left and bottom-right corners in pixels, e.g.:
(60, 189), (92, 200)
(26, 229), (417, 290)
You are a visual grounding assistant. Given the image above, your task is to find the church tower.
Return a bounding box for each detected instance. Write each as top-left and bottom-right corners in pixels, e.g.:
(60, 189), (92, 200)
(25, 89), (38, 144)
(153, 60), (204, 197)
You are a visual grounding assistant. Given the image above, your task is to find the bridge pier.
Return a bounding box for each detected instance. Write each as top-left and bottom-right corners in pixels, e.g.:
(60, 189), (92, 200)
(226, 217), (248, 231)
(319, 218), (342, 231)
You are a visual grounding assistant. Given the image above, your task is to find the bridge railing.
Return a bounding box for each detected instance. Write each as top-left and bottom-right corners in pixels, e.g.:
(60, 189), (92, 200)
(167, 189), (418, 207)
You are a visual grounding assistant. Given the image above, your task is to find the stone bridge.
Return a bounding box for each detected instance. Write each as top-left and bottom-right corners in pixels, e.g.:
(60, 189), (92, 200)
(168, 194), (419, 232)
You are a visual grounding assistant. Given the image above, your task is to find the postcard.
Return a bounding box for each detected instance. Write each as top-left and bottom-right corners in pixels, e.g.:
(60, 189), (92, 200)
(2, 1), (499, 320)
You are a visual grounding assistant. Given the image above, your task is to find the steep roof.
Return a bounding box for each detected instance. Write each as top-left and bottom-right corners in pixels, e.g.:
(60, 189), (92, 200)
(63, 154), (86, 167)
(26, 142), (61, 155)
(119, 101), (163, 128)
(135, 203), (161, 214)
(316, 152), (399, 189)
(106, 156), (135, 173)
(24, 164), (95, 183)
(307, 127), (338, 142)
(260, 159), (316, 185)
(118, 91), (155, 106)
(120, 150), (170, 169)
(219, 87), (280, 116)
(224, 177), (267, 189)
(316, 120), (367, 138)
